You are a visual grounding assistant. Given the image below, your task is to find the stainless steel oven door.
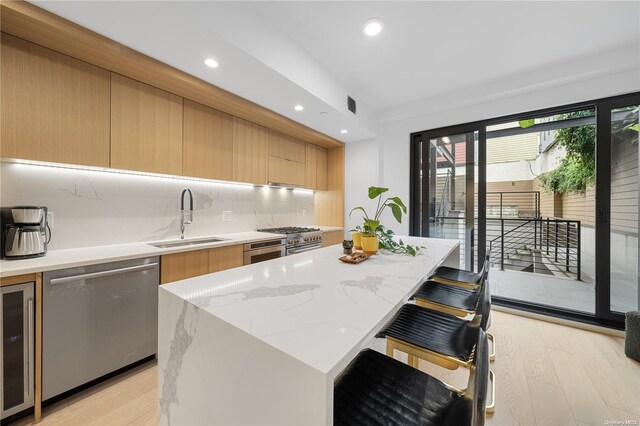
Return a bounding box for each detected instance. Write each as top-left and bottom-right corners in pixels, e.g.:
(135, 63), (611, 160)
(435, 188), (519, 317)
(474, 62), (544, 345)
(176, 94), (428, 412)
(243, 239), (286, 265)
(287, 243), (322, 256)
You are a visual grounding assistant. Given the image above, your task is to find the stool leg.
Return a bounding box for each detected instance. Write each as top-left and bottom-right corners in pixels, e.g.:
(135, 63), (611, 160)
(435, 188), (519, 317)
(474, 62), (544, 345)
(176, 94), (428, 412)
(488, 333), (496, 362)
(408, 354), (417, 367)
(386, 339), (395, 358)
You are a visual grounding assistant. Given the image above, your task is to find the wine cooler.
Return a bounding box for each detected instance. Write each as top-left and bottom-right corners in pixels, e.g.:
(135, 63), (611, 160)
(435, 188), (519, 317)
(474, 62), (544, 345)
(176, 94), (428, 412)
(1, 281), (35, 420)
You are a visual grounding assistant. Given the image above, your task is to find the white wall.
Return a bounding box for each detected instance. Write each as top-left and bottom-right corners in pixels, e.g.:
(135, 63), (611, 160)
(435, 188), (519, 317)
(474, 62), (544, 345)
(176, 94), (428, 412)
(344, 138), (381, 233)
(347, 63), (640, 236)
(0, 162), (314, 250)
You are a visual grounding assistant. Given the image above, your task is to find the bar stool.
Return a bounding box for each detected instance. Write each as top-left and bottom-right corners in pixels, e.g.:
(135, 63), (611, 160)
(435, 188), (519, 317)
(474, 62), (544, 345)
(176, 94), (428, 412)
(376, 280), (492, 371)
(429, 253), (491, 290)
(411, 271), (495, 362)
(334, 329), (494, 426)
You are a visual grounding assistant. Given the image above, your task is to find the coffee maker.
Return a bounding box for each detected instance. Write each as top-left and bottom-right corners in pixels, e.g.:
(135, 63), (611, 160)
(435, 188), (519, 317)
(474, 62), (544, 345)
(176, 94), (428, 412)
(1, 206), (50, 260)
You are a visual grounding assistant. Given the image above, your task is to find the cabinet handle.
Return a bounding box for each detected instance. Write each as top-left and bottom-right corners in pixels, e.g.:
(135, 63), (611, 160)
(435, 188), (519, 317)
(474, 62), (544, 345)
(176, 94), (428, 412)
(27, 298), (34, 398)
(49, 263), (158, 285)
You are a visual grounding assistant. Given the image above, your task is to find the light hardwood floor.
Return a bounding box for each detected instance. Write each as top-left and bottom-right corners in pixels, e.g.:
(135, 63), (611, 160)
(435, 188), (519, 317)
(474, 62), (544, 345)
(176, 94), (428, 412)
(12, 311), (640, 426)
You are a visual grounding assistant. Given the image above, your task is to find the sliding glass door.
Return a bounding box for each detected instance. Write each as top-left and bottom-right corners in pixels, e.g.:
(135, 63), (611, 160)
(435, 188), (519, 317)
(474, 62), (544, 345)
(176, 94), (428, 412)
(410, 124), (485, 271)
(411, 92), (640, 328)
(596, 94), (640, 324)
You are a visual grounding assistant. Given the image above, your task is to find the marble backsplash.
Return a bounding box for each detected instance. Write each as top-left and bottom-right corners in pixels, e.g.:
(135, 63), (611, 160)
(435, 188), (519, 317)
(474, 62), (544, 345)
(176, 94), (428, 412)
(0, 162), (314, 250)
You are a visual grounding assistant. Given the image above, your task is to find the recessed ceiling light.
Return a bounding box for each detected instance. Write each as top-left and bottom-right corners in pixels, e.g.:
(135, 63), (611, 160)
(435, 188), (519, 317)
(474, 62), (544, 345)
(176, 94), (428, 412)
(204, 58), (219, 68)
(294, 105), (304, 111)
(340, 129), (348, 134)
(363, 18), (384, 36)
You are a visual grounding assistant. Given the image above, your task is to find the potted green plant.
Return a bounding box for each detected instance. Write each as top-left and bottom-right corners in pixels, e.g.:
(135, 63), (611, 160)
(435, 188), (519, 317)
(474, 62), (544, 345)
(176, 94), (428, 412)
(349, 186), (422, 255)
(350, 225), (363, 250)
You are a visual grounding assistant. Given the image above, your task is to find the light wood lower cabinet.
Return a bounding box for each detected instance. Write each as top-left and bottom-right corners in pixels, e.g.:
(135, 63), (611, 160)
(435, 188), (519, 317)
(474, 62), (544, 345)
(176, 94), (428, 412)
(1, 33), (110, 167)
(209, 245), (244, 273)
(183, 99), (234, 181)
(161, 244), (244, 284)
(322, 230), (344, 247)
(233, 117), (269, 185)
(268, 156), (305, 187)
(160, 249), (210, 284)
(110, 73), (184, 175)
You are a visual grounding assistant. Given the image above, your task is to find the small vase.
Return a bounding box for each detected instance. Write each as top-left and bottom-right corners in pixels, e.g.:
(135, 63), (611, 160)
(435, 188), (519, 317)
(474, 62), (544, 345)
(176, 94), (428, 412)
(352, 232), (363, 250)
(361, 235), (379, 254)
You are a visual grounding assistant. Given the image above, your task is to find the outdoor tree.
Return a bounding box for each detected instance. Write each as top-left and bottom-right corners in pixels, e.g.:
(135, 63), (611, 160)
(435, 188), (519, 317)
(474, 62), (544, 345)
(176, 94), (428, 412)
(540, 107), (638, 194)
(539, 110), (596, 194)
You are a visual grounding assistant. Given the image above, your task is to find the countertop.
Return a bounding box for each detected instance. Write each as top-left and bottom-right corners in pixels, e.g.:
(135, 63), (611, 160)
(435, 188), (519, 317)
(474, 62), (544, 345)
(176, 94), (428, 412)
(0, 226), (344, 278)
(160, 236), (459, 376)
(0, 231), (285, 277)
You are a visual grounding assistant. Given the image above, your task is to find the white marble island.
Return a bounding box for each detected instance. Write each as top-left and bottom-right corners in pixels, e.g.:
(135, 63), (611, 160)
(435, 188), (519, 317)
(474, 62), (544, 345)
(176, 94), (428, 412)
(158, 237), (459, 425)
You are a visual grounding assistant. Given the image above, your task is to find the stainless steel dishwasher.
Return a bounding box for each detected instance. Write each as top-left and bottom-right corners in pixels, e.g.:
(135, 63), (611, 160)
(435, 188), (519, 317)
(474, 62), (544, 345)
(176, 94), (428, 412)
(42, 257), (159, 400)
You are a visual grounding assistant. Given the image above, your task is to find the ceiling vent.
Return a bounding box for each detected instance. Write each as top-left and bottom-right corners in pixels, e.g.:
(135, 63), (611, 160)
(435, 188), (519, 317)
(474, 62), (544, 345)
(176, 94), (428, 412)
(347, 96), (356, 114)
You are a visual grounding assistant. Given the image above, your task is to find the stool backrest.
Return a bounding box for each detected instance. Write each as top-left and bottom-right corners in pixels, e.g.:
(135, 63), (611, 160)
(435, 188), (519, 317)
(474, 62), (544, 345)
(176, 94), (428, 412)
(478, 278), (492, 331)
(469, 275), (491, 332)
(466, 329), (489, 426)
(477, 251), (491, 278)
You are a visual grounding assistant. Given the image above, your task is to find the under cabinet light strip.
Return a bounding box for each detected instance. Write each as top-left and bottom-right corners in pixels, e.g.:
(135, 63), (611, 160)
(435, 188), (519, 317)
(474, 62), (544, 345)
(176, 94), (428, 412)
(1, 157), (316, 191)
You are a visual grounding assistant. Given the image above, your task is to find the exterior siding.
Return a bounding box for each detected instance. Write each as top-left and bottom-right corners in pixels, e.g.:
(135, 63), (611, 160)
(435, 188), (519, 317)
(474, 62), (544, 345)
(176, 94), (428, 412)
(487, 126), (539, 164)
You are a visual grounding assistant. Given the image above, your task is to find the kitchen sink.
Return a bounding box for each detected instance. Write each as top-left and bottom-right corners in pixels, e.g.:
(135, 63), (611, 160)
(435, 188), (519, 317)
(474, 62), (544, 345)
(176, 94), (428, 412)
(149, 237), (227, 249)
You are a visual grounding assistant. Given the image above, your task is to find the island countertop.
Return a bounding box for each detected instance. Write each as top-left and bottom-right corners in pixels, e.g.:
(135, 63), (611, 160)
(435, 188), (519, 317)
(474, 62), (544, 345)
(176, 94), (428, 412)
(158, 236), (459, 425)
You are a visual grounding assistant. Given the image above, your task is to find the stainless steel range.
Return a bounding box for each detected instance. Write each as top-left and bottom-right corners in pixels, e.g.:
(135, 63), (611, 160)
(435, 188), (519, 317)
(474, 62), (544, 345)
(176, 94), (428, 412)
(257, 227), (323, 255)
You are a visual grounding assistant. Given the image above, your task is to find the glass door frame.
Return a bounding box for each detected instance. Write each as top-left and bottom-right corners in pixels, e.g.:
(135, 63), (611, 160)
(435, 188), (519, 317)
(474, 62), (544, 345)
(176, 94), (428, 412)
(410, 122), (487, 271)
(410, 91), (640, 330)
(595, 92), (640, 325)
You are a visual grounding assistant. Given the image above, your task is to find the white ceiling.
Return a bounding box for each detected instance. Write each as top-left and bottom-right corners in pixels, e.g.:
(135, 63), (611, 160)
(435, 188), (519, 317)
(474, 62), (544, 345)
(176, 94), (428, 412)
(255, 1), (640, 110)
(30, 1), (640, 142)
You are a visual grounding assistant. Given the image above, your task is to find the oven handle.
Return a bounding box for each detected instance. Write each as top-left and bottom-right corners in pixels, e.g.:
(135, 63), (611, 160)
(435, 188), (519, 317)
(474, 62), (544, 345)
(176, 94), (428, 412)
(287, 244), (322, 255)
(243, 245), (286, 265)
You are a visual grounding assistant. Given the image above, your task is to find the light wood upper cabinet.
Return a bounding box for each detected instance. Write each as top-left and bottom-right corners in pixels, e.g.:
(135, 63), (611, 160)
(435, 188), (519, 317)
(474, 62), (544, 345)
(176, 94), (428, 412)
(305, 143), (318, 189)
(268, 131), (306, 163)
(268, 156), (306, 187)
(110, 74), (183, 175)
(316, 145), (328, 191)
(183, 100), (233, 181)
(304, 143), (328, 190)
(209, 245), (244, 273)
(233, 117), (269, 185)
(1, 34), (110, 166)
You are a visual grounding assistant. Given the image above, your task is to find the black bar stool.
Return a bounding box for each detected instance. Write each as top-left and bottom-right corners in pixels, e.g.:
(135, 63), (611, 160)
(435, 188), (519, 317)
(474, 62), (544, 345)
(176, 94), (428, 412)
(376, 279), (493, 371)
(411, 277), (496, 362)
(429, 253), (491, 290)
(334, 329), (494, 426)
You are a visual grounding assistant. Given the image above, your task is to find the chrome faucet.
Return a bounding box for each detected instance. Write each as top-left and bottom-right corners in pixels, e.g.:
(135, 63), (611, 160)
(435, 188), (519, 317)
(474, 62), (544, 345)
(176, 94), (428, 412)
(180, 188), (194, 239)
